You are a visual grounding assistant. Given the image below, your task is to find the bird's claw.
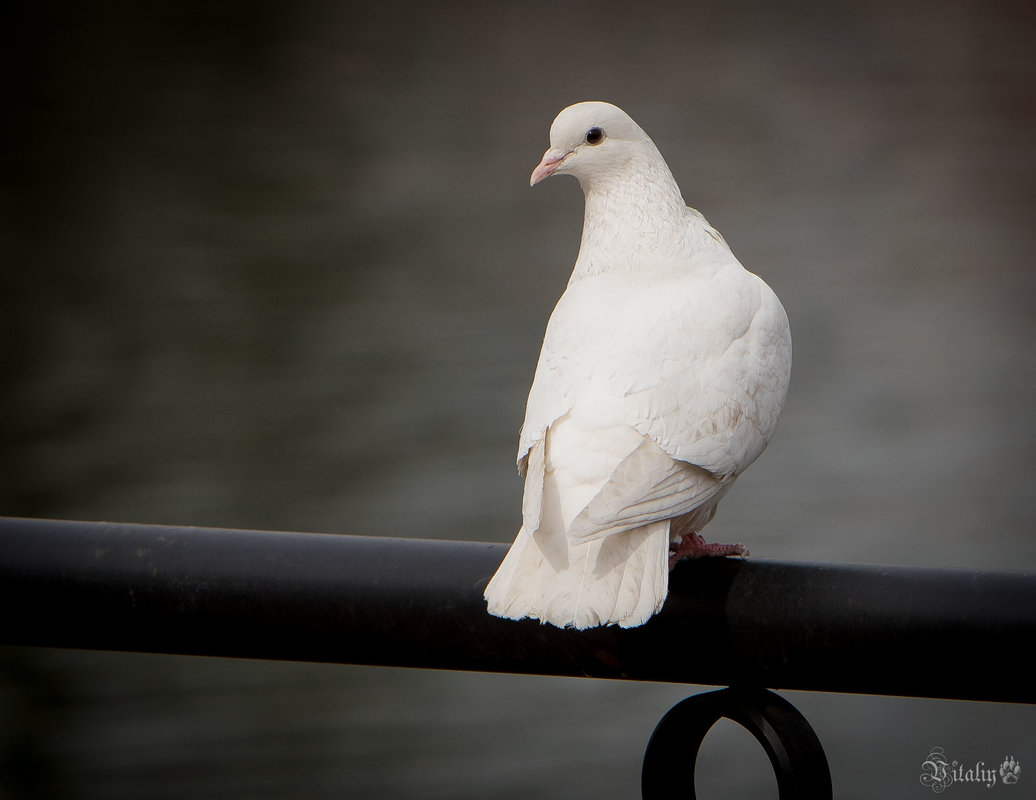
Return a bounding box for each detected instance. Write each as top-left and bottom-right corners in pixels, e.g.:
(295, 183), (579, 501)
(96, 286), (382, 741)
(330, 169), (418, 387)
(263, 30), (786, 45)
(668, 532), (749, 569)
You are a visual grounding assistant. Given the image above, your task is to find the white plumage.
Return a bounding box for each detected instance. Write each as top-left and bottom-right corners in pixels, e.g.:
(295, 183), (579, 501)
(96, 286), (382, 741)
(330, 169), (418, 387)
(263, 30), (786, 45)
(484, 101), (792, 629)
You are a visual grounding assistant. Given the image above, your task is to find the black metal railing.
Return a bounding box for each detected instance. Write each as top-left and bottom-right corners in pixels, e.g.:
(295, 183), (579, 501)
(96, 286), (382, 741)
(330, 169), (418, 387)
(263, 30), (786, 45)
(2, 516), (1034, 798)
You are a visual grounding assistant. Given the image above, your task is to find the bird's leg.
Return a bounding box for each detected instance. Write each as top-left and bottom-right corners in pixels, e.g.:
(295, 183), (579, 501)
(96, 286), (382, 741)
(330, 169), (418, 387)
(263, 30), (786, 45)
(668, 532), (749, 570)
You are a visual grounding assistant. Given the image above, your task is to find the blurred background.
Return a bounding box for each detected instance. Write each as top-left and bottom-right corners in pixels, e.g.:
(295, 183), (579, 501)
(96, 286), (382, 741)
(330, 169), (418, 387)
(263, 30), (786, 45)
(2, 0), (1034, 797)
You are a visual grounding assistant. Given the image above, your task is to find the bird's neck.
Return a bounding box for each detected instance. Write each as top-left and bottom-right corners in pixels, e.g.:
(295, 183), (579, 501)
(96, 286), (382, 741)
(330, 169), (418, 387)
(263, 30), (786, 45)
(571, 158), (691, 281)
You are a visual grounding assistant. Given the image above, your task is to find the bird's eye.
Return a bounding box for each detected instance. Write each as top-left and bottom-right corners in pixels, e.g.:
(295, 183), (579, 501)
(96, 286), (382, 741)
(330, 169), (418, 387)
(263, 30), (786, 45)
(585, 127), (605, 145)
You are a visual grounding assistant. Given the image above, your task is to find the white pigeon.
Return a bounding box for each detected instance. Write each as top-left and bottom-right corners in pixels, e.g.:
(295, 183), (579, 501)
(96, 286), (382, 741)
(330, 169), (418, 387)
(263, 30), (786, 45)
(484, 101), (792, 629)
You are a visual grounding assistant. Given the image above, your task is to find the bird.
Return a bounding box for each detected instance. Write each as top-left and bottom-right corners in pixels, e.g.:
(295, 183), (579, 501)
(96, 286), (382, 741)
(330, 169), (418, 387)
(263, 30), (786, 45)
(483, 101), (792, 629)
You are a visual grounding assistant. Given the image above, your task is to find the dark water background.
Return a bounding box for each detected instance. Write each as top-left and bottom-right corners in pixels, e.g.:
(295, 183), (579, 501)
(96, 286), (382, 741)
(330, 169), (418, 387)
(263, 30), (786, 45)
(2, 1), (1034, 797)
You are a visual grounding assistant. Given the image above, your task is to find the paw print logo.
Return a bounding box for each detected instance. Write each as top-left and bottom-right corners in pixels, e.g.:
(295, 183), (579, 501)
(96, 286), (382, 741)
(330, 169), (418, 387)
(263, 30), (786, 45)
(999, 756), (1021, 785)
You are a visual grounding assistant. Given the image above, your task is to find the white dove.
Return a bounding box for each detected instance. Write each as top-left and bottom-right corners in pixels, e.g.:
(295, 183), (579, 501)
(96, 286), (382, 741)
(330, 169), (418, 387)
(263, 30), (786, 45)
(484, 101), (792, 629)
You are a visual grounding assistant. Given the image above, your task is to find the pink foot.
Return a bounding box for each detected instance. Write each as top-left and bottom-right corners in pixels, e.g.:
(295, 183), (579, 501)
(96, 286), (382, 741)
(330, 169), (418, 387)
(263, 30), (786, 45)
(668, 532), (749, 570)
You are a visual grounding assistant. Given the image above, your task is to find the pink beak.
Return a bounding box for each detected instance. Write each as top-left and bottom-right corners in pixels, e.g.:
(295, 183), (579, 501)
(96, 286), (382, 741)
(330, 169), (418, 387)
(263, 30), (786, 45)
(530, 148), (571, 187)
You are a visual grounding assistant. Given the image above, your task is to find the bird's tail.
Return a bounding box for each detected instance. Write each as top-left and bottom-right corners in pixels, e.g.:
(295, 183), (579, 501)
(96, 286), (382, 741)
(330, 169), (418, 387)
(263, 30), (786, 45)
(484, 520), (670, 629)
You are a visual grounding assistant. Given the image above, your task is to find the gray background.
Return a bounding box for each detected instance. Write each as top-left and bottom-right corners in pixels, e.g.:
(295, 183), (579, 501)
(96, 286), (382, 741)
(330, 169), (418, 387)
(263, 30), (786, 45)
(2, 1), (1034, 797)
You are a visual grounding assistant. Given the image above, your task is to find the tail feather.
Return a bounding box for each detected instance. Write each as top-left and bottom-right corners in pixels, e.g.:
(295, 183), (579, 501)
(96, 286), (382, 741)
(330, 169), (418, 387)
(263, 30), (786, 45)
(606, 523), (670, 627)
(484, 520), (670, 629)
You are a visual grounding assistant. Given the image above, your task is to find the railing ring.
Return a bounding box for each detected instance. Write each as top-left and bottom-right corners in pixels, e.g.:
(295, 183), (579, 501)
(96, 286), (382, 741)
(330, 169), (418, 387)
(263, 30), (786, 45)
(641, 687), (832, 799)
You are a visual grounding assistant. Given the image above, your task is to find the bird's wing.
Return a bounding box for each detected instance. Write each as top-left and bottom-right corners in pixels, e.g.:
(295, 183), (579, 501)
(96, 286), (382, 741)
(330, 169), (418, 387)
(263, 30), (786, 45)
(519, 256), (791, 486)
(534, 414), (725, 544)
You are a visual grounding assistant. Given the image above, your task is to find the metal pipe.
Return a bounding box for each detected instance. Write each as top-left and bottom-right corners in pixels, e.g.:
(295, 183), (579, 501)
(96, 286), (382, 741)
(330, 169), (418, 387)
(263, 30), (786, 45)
(1, 517), (1032, 703)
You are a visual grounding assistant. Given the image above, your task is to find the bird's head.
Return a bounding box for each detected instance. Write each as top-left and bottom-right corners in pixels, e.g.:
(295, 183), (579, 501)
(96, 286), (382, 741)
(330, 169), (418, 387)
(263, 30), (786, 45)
(529, 101), (655, 188)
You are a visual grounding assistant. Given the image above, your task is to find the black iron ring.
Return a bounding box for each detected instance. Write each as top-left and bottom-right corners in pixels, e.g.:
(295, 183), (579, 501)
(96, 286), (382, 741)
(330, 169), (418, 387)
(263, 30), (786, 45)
(642, 687), (832, 799)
